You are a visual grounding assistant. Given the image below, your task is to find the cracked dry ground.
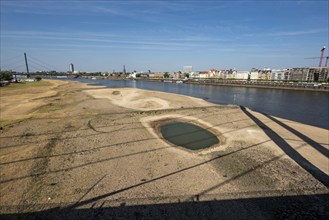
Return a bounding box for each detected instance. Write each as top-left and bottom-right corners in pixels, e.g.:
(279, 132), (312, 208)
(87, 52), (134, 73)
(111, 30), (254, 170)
(0, 80), (328, 219)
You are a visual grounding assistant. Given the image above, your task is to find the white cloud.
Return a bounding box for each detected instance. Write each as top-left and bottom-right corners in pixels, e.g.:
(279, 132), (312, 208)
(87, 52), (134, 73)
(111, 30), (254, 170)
(267, 28), (327, 37)
(1, 30), (220, 49)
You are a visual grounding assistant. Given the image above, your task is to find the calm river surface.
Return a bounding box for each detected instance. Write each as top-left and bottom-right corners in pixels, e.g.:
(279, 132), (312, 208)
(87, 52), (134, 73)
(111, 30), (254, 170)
(70, 78), (329, 129)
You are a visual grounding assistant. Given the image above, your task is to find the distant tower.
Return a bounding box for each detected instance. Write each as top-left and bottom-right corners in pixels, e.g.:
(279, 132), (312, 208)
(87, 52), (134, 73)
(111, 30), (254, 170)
(123, 65), (126, 75)
(69, 63), (74, 73)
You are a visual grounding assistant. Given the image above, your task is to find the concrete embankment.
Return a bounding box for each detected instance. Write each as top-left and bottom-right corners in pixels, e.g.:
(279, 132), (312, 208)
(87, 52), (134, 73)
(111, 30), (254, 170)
(185, 80), (329, 92)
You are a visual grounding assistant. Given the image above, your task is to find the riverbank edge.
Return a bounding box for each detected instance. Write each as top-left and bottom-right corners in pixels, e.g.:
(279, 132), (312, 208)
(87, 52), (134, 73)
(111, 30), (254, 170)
(22, 75), (329, 92)
(80, 76), (329, 92)
(184, 81), (329, 92)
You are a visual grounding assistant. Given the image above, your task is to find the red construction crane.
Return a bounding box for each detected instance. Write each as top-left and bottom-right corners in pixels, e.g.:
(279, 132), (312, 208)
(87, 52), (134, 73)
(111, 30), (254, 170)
(305, 56), (329, 67)
(319, 46), (326, 67)
(305, 46), (329, 67)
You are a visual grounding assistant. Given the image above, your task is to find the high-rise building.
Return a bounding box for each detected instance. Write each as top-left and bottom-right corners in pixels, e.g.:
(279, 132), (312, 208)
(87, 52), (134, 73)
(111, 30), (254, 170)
(123, 65), (126, 75)
(69, 63), (74, 73)
(183, 66), (192, 73)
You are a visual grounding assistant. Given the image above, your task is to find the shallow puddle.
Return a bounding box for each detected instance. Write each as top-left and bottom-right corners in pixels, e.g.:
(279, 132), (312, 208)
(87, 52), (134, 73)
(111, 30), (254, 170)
(160, 121), (219, 150)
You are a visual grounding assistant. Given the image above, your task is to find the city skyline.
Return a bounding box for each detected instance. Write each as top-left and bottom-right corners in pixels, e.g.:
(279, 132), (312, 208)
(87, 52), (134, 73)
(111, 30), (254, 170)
(1, 0), (328, 72)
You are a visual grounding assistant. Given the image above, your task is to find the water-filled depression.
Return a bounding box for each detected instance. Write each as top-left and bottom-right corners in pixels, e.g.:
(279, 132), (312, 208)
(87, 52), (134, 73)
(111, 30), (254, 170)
(159, 121), (219, 150)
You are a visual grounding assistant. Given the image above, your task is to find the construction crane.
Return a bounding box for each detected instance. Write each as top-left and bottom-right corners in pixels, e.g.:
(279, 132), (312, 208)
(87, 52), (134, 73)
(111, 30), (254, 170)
(305, 46), (329, 67)
(319, 46), (326, 67)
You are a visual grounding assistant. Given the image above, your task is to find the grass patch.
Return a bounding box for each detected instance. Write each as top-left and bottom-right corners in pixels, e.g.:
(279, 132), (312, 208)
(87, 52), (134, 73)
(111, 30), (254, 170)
(36, 105), (62, 113)
(0, 81), (51, 91)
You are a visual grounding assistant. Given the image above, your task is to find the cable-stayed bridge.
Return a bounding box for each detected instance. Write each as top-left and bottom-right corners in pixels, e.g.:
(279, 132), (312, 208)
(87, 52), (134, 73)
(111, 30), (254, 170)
(1, 53), (66, 74)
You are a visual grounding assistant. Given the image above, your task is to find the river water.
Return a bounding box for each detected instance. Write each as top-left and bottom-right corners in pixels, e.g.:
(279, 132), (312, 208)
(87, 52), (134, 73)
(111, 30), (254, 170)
(69, 78), (329, 129)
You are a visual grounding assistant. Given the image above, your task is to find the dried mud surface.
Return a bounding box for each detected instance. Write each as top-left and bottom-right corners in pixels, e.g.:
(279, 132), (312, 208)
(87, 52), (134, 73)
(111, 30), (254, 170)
(1, 80), (328, 219)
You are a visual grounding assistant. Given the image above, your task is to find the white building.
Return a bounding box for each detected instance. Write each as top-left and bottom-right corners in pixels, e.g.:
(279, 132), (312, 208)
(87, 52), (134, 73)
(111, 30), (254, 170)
(208, 69), (220, 78)
(199, 72), (209, 78)
(128, 71), (137, 78)
(222, 70), (236, 79)
(235, 71), (250, 80)
(190, 71), (200, 78)
(249, 71), (259, 80)
(271, 69), (285, 80)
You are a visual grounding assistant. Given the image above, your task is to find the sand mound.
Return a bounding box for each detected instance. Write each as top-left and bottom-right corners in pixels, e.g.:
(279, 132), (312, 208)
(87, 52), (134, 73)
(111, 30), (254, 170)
(85, 88), (213, 111)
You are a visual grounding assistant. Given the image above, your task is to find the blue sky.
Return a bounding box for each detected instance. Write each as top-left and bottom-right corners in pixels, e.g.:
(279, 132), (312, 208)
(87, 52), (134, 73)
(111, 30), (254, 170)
(1, 0), (328, 72)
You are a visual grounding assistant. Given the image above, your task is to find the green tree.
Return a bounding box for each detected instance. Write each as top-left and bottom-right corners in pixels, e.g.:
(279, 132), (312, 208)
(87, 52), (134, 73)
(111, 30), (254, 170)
(0, 70), (13, 81)
(164, 72), (170, 78)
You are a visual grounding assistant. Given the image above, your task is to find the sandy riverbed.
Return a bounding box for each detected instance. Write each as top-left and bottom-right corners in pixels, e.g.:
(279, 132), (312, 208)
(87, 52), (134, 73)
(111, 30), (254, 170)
(0, 80), (328, 218)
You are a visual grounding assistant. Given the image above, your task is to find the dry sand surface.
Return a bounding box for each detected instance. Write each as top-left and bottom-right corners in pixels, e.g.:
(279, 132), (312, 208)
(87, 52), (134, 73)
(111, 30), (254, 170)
(0, 80), (68, 121)
(0, 80), (328, 219)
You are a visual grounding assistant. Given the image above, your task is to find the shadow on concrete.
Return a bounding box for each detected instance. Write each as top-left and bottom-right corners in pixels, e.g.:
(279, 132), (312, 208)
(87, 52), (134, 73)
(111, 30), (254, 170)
(1, 106), (239, 140)
(0, 138), (268, 185)
(0, 108), (258, 184)
(0, 116), (250, 166)
(240, 106), (329, 188)
(0, 107), (242, 149)
(263, 113), (329, 158)
(1, 194), (328, 219)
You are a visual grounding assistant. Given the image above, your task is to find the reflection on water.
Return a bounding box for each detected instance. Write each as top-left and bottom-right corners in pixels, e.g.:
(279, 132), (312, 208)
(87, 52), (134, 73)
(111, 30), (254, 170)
(131, 80), (137, 88)
(70, 79), (329, 129)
